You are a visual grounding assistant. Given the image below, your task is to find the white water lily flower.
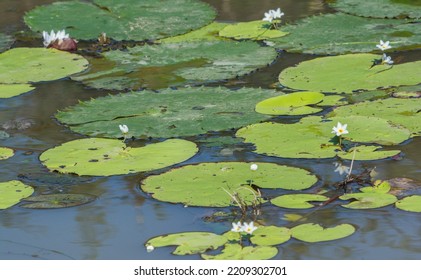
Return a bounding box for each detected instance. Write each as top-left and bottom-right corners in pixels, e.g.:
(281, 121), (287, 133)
(231, 221), (243, 233)
(334, 162), (350, 175)
(376, 40), (391, 51)
(146, 245), (154, 253)
(241, 221), (258, 235)
(119, 124), (129, 134)
(332, 122), (349, 137)
(381, 53), (394, 65)
(250, 163), (258, 171)
(272, 8), (284, 19)
(262, 11), (274, 22)
(42, 29), (69, 47)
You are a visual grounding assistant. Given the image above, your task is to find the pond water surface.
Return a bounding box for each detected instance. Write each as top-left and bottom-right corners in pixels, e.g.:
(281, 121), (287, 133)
(1, 0), (421, 260)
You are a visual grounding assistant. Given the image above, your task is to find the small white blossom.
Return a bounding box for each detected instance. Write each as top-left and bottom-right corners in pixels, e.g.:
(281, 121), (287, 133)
(119, 124), (129, 134)
(334, 162), (351, 175)
(262, 8), (284, 22)
(332, 122), (349, 137)
(146, 245), (154, 253)
(376, 40), (391, 51)
(241, 221), (258, 235)
(250, 164), (258, 171)
(231, 221), (243, 233)
(262, 11), (275, 22)
(381, 53), (394, 65)
(42, 29), (69, 47)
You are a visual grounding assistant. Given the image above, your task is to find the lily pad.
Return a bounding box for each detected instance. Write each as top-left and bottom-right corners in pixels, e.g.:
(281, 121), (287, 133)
(56, 87), (280, 139)
(0, 147), (14, 160)
(250, 226), (291, 246)
(201, 243), (278, 260)
(255, 91), (324, 116)
(145, 232), (227, 255)
(0, 48), (88, 84)
(141, 162), (318, 207)
(279, 53), (421, 93)
(20, 193), (96, 209)
(0, 180), (34, 210)
(360, 180), (392, 193)
(340, 192), (398, 209)
(291, 223), (356, 243)
(0, 84), (35, 98)
(271, 194), (329, 209)
(395, 195), (421, 212)
(329, 0), (421, 19)
(269, 13), (421, 54)
(219, 20), (288, 40)
(72, 40), (278, 90)
(40, 138), (198, 176)
(159, 22), (229, 43)
(0, 33), (13, 53)
(24, 0), (216, 41)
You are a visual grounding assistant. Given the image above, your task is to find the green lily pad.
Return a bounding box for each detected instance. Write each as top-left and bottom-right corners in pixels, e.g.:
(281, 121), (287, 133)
(201, 243), (278, 260)
(271, 194), (329, 209)
(24, 0), (216, 41)
(338, 145), (401, 161)
(329, 0), (421, 19)
(360, 180), (392, 193)
(0, 147), (14, 160)
(219, 20), (288, 40)
(20, 193), (96, 209)
(0, 84), (35, 98)
(56, 87), (280, 139)
(159, 22), (229, 43)
(340, 192), (398, 209)
(141, 162), (318, 207)
(279, 53), (421, 93)
(0, 33), (13, 53)
(255, 91), (324, 116)
(0, 180), (34, 210)
(269, 13), (421, 54)
(395, 195), (421, 212)
(317, 95), (348, 107)
(72, 40), (278, 90)
(40, 138), (198, 176)
(145, 232), (227, 255)
(291, 223), (356, 243)
(250, 226), (291, 246)
(0, 48), (88, 84)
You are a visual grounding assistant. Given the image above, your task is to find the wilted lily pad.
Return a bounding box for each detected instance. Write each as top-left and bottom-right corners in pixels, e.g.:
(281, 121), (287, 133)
(271, 194), (329, 209)
(40, 138), (198, 176)
(0, 84), (35, 98)
(73, 40), (277, 90)
(0, 33), (13, 53)
(24, 0), (216, 41)
(340, 192), (398, 209)
(291, 223), (356, 243)
(219, 20), (288, 40)
(201, 243), (278, 260)
(145, 232), (227, 255)
(0, 180), (34, 210)
(141, 162), (318, 207)
(395, 195), (421, 212)
(56, 87), (280, 138)
(250, 226), (291, 246)
(279, 53), (421, 93)
(0, 147), (14, 160)
(20, 193), (96, 209)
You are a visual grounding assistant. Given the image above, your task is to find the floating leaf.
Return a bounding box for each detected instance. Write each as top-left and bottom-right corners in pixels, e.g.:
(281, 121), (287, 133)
(279, 53), (421, 93)
(317, 95), (348, 107)
(340, 192), (398, 209)
(271, 194), (329, 209)
(72, 41), (277, 90)
(269, 13), (421, 54)
(387, 177), (421, 196)
(219, 20), (288, 40)
(0, 180), (34, 210)
(0, 147), (14, 160)
(201, 243), (278, 260)
(0, 84), (35, 98)
(395, 195), (421, 212)
(40, 138), (198, 176)
(281, 213), (306, 222)
(141, 162), (318, 207)
(145, 232), (227, 255)
(250, 226), (291, 246)
(0, 33), (13, 53)
(255, 91), (324, 116)
(20, 193), (96, 209)
(24, 0), (216, 41)
(56, 87), (280, 138)
(291, 223), (356, 243)
(360, 180), (391, 193)
(159, 22), (229, 43)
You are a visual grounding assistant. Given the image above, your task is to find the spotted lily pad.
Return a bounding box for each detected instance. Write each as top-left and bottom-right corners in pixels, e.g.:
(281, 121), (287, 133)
(0, 180), (34, 210)
(24, 0), (216, 41)
(56, 87), (280, 139)
(340, 192), (398, 209)
(249, 226), (291, 246)
(291, 223), (356, 243)
(0, 33), (13, 53)
(145, 232), (227, 255)
(395, 195), (421, 212)
(279, 54), (421, 93)
(40, 138), (198, 176)
(0, 84), (35, 98)
(0, 147), (14, 160)
(141, 162), (318, 207)
(159, 22), (229, 43)
(72, 40), (277, 90)
(20, 193), (96, 209)
(219, 20), (288, 40)
(201, 243), (278, 260)
(271, 194), (329, 209)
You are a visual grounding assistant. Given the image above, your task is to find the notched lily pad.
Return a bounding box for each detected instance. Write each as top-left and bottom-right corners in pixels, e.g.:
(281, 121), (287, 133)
(0, 180), (34, 210)
(0, 147), (14, 160)
(20, 193), (96, 209)
(395, 195), (421, 212)
(291, 223), (356, 243)
(271, 194), (329, 209)
(201, 243), (278, 260)
(250, 226), (291, 246)
(340, 192), (398, 209)
(219, 20), (288, 40)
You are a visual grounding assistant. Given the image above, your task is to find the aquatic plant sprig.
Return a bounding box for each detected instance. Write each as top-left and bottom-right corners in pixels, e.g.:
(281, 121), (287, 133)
(331, 122), (349, 149)
(371, 40), (394, 68)
(262, 8), (284, 30)
(119, 124), (129, 144)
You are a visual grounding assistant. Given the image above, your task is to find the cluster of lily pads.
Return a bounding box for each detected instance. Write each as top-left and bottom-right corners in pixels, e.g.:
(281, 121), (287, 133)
(0, 0), (420, 259)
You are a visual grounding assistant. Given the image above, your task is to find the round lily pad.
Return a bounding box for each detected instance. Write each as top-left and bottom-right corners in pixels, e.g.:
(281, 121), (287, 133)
(271, 194), (329, 209)
(24, 0), (216, 41)
(0, 84), (35, 98)
(0, 180), (34, 210)
(140, 162), (318, 207)
(329, 0), (421, 19)
(0, 33), (13, 53)
(250, 226), (291, 246)
(72, 40), (278, 90)
(219, 20), (288, 40)
(291, 223), (356, 243)
(20, 193), (96, 209)
(279, 53), (421, 93)
(40, 138), (198, 176)
(201, 243), (278, 260)
(340, 193), (398, 209)
(269, 13), (421, 54)
(0, 48), (88, 84)
(56, 87), (280, 139)
(395, 195), (421, 212)
(0, 147), (14, 160)
(145, 232), (227, 255)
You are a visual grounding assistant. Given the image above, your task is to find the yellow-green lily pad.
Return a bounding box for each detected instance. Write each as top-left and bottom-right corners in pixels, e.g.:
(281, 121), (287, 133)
(219, 20), (289, 40)
(340, 192), (398, 209)
(360, 180), (392, 194)
(0, 180), (34, 210)
(250, 226), (291, 246)
(291, 223), (356, 243)
(395, 195), (421, 213)
(201, 243), (278, 260)
(0, 84), (35, 98)
(271, 194), (329, 209)
(159, 22), (229, 43)
(0, 147), (14, 160)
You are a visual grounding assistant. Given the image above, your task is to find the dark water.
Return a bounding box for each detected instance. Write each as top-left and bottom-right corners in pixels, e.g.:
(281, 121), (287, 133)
(1, 0), (421, 260)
